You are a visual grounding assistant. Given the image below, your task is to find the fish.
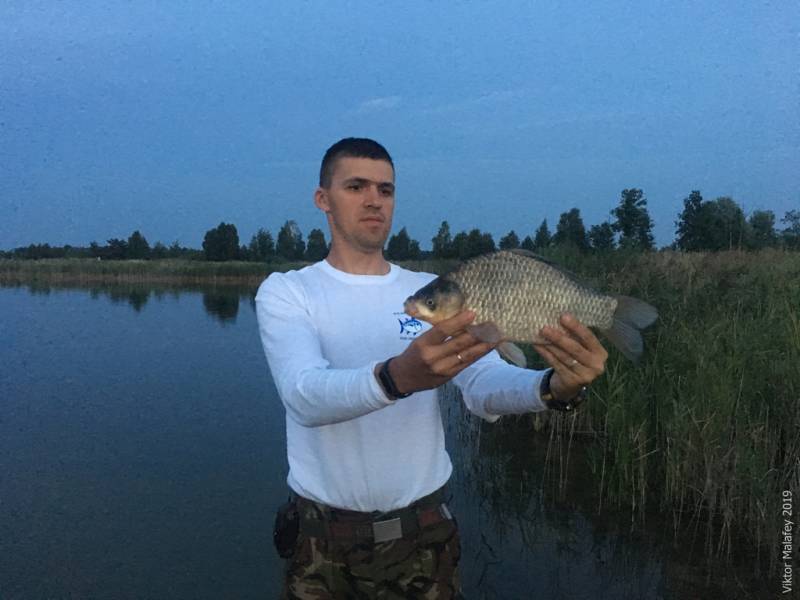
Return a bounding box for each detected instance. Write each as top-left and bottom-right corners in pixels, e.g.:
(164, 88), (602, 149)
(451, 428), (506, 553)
(403, 249), (658, 366)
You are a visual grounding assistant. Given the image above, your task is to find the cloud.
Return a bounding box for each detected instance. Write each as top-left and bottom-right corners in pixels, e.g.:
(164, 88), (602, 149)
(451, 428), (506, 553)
(354, 95), (402, 113)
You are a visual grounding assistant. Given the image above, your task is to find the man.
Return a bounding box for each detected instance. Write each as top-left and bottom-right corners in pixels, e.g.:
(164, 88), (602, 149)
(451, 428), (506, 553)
(255, 138), (607, 598)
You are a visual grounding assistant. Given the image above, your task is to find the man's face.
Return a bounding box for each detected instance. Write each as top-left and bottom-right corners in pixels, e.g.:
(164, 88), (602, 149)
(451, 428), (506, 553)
(315, 157), (396, 253)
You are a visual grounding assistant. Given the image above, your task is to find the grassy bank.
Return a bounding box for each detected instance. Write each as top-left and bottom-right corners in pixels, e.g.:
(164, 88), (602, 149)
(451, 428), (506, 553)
(0, 258), (299, 286)
(0, 257), (462, 286)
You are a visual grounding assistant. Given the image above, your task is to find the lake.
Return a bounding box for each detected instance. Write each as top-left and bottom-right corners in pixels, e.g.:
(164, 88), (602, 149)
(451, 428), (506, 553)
(0, 283), (768, 598)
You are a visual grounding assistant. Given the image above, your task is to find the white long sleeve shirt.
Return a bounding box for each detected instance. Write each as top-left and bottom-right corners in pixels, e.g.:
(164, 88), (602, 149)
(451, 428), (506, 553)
(255, 259), (548, 512)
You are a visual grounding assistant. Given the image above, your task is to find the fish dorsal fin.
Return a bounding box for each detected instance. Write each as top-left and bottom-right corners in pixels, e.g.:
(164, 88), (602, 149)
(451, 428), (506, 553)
(503, 249), (589, 288)
(507, 248), (545, 260)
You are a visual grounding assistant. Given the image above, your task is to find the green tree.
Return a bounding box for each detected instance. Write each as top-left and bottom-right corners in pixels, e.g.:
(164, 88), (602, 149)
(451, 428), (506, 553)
(63, 244), (80, 259)
(675, 190), (706, 251)
(520, 235), (536, 252)
(748, 210), (778, 249)
(127, 230), (150, 259)
(612, 188), (654, 250)
(20, 243), (54, 259)
(553, 209), (589, 251)
(151, 241), (168, 259)
(451, 231), (469, 259)
(533, 219), (551, 250)
(277, 220), (305, 261)
(305, 228), (328, 261)
(202, 222), (240, 261)
(106, 238), (128, 260)
(499, 230), (520, 250)
(589, 222), (616, 251)
(248, 228), (275, 262)
(409, 239), (421, 259)
(386, 227), (420, 260)
(705, 197), (749, 250)
(781, 210), (800, 250)
(464, 228), (495, 258)
(167, 241), (184, 259)
(432, 221), (453, 258)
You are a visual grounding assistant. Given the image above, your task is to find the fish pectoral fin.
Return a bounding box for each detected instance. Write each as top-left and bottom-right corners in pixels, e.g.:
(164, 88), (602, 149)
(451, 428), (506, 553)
(466, 322), (527, 367)
(466, 322), (504, 344)
(497, 342), (527, 368)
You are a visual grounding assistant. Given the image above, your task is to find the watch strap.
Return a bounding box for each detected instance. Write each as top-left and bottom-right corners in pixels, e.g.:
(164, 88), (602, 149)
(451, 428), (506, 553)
(539, 368), (588, 412)
(378, 357), (412, 399)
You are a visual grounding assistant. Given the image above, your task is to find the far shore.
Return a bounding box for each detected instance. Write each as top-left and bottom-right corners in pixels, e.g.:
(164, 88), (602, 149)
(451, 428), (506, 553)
(0, 257), (456, 286)
(0, 258), (296, 286)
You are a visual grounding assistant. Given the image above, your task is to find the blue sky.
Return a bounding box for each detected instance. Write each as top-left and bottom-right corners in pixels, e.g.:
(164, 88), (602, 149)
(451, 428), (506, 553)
(1, 1), (797, 250)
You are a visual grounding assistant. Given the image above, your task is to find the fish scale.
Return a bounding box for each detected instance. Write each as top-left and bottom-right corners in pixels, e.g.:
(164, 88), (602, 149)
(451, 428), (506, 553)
(447, 252), (616, 342)
(404, 250), (658, 363)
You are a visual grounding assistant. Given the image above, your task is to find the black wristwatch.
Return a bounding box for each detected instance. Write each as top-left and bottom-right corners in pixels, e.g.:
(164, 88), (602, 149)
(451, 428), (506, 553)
(378, 357), (412, 399)
(539, 368), (588, 412)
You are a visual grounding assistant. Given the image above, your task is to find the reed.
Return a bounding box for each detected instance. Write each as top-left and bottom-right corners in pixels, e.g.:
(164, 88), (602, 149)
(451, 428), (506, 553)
(446, 249), (799, 580)
(0, 258), (304, 286)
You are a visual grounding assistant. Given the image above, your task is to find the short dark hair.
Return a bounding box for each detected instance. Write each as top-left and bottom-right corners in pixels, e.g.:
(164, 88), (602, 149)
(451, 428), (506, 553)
(319, 137), (394, 188)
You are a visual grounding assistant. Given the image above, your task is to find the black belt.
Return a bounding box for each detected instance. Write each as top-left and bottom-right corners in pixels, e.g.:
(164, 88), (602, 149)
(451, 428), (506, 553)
(293, 487), (453, 543)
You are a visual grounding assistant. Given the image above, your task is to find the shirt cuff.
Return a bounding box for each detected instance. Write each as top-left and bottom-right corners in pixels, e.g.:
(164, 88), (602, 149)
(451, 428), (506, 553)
(368, 360), (398, 406)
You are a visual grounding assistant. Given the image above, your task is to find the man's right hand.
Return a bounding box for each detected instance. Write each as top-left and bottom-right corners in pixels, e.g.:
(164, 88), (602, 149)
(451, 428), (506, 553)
(379, 310), (496, 396)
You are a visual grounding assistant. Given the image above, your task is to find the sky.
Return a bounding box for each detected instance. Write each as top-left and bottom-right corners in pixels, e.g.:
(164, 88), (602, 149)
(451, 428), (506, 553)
(1, 1), (798, 250)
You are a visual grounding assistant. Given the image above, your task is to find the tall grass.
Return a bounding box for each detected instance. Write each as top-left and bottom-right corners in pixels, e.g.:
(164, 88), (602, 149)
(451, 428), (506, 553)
(442, 249), (798, 582)
(0, 258), (305, 286)
(525, 249), (800, 574)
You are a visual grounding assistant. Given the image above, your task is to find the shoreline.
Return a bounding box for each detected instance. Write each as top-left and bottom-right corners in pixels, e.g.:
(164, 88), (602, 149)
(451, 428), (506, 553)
(0, 258), (297, 286)
(0, 257), (458, 286)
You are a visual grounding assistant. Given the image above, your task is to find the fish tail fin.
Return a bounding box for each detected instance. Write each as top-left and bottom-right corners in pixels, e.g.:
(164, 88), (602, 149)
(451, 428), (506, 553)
(605, 296), (658, 362)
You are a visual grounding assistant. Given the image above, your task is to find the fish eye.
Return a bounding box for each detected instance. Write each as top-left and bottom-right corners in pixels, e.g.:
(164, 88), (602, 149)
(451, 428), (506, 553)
(425, 298), (436, 309)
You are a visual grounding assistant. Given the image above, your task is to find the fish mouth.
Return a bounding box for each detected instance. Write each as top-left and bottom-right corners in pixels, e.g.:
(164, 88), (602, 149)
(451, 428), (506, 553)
(403, 297), (419, 317)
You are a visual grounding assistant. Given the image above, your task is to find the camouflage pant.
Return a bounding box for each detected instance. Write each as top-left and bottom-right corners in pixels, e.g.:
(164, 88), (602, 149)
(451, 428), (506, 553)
(281, 498), (463, 599)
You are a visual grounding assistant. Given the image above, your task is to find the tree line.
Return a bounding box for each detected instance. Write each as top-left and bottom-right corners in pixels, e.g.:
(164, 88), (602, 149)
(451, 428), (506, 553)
(3, 189), (798, 261)
(1, 221), (329, 263)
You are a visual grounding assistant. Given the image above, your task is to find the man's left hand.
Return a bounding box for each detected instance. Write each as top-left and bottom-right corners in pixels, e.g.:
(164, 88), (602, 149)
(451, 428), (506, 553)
(533, 313), (608, 401)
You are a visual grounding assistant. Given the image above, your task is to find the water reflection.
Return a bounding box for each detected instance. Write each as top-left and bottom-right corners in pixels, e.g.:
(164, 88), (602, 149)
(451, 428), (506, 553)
(0, 280), (255, 322)
(442, 391), (664, 598)
(202, 292), (240, 323)
(441, 384), (770, 598)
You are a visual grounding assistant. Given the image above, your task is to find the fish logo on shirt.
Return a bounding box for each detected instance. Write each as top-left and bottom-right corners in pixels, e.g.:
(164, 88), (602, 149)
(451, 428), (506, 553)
(398, 317), (423, 336)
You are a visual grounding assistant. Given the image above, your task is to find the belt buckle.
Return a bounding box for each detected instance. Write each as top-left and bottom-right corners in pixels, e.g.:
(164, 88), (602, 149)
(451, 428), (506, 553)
(372, 517), (402, 543)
